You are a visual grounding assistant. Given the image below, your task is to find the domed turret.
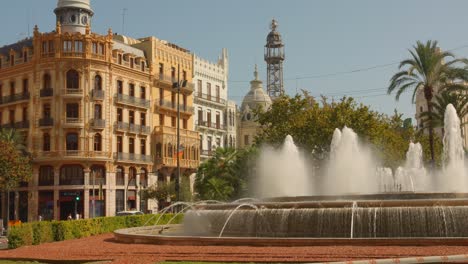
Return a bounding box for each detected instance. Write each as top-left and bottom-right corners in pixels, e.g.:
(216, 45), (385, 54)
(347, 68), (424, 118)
(54, 0), (94, 34)
(241, 65), (272, 121)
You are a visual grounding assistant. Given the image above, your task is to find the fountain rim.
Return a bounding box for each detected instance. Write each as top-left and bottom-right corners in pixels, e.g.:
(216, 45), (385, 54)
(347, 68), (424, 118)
(113, 225), (468, 246)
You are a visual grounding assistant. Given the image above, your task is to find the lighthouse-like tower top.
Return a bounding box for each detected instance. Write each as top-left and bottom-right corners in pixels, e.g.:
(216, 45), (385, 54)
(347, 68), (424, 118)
(54, 0), (94, 34)
(264, 19), (285, 99)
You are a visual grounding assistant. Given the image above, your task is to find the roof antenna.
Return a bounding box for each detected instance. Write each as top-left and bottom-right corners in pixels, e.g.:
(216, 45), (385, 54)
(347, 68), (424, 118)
(122, 8), (128, 35)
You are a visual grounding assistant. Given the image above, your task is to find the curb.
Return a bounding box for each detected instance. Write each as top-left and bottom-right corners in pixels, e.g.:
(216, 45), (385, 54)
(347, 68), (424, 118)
(320, 254), (468, 264)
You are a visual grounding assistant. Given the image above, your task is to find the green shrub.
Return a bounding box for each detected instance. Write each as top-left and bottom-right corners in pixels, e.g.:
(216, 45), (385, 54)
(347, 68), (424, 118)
(8, 223), (33, 249)
(7, 213), (182, 249)
(32, 221), (54, 245)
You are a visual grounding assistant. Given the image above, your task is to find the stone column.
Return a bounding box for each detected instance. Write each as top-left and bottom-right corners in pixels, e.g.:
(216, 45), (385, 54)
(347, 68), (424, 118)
(83, 168), (90, 219)
(53, 166), (60, 220)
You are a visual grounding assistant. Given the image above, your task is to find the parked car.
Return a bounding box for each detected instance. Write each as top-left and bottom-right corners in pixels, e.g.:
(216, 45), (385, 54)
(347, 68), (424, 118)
(116, 211), (144, 216)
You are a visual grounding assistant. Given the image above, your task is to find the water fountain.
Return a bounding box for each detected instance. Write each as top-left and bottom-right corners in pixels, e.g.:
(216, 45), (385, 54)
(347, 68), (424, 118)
(114, 104), (468, 246)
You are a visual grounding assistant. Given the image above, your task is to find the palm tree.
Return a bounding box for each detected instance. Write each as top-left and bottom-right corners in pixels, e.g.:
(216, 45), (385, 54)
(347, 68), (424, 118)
(419, 91), (468, 129)
(388, 40), (468, 165)
(0, 128), (26, 154)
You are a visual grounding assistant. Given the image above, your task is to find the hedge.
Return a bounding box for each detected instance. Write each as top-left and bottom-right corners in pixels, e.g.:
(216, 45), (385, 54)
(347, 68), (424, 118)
(7, 213), (183, 249)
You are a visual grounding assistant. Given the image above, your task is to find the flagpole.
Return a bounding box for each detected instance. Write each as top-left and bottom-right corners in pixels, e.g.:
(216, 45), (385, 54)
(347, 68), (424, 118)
(176, 64), (181, 202)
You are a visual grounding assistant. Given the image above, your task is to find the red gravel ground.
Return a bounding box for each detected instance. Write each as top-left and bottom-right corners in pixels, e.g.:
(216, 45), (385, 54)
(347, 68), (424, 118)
(1, 233), (468, 264)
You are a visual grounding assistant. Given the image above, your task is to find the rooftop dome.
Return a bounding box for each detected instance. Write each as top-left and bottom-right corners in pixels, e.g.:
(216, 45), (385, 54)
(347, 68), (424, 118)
(266, 19), (283, 46)
(241, 65), (272, 112)
(55, 0), (93, 14)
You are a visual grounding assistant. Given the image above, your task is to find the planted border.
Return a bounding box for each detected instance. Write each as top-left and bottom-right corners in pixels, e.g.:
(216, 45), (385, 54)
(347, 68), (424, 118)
(7, 213), (182, 249)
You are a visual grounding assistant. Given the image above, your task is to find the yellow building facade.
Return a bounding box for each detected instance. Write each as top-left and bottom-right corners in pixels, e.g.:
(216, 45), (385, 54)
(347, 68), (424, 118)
(0, 0), (199, 222)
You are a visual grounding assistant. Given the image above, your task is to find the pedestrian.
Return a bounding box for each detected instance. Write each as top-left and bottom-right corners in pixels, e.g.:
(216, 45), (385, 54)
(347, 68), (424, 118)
(67, 213), (72, 220)
(38, 215), (43, 221)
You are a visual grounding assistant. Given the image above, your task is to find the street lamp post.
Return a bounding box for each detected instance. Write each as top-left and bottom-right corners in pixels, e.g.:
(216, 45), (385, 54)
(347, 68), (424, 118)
(173, 64), (187, 202)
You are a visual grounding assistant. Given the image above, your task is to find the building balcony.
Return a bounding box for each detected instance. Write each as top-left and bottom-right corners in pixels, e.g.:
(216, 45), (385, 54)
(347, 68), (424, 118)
(156, 73), (194, 93)
(155, 157), (199, 169)
(196, 121), (227, 131)
(40, 88), (54, 97)
(114, 122), (150, 135)
(62, 88), (83, 97)
(195, 93), (226, 105)
(62, 51), (85, 58)
(154, 125), (199, 138)
(1, 120), (29, 129)
(39, 117), (54, 127)
(201, 149), (214, 157)
(63, 117), (84, 127)
(114, 94), (150, 109)
(0, 92), (30, 105)
(155, 99), (194, 114)
(33, 150), (111, 161)
(91, 119), (106, 129)
(113, 152), (152, 164)
(92, 89), (105, 100)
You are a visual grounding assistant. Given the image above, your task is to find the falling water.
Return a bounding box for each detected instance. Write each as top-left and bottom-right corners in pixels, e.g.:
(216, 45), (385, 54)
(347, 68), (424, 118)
(325, 127), (377, 194)
(218, 203), (259, 237)
(350, 201), (358, 238)
(257, 135), (311, 197)
(442, 104), (467, 192)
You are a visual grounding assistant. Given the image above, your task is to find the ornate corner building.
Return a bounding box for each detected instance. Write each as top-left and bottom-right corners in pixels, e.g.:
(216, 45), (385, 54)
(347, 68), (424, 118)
(0, 0), (200, 222)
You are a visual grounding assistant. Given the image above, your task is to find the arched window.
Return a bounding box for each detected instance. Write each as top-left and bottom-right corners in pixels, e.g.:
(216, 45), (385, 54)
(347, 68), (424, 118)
(43, 73), (51, 89)
(116, 166), (124, 186)
(94, 133), (102, 151)
(60, 165), (84, 185)
(167, 143), (173, 158)
(91, 165), (106, 185)
(94, 75), (102, 90)
(43, 133), (51, 151)
(128, 167), (137, 187)
(66, 133), (78, 151)
(66, 70), (79, 89)
(39, 166), (54, 186)
(94, 104), (102, 119)
(140, 168), (148, 187)
(156, 143), (162, 158)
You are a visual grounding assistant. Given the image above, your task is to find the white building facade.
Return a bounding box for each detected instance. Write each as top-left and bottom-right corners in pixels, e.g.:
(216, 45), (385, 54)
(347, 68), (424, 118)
(193, 49), (236, 161)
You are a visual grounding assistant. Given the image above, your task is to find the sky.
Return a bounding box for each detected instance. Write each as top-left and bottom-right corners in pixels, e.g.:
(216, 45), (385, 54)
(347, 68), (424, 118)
(2, 0), (468, 121)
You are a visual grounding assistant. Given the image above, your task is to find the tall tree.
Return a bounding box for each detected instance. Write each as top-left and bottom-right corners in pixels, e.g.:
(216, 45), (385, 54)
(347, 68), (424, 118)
(387, 40), (468, 165)
(0, 140), (32, 224)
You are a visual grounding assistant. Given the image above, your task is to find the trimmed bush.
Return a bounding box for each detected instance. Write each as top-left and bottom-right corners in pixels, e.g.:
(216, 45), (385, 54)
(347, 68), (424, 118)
(7, 213), (183, 249)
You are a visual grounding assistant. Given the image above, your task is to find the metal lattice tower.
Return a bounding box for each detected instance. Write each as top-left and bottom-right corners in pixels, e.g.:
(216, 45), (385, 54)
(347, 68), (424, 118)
(264, 19), (285, 99)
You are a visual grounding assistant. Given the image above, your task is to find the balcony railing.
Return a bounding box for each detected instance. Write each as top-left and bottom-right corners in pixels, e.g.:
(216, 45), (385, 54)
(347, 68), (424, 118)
(156, 99), (194, 113)
(196, 121), (227, 130)
(92, 89), (105, 100)
(62, 88), (83, 96)
(157, 73), (195, 91)
(1, 92), (30, 105)
(114, 152), (152, 163)
(195, 93), (226, 105)
(91, 119), (106, 129)
(155, 157), (199, 169)
(40, 88), (54, 97)
(1, 120), (29, 129)
(39, 117), (54, 127)
(154, 125), (199, 138)
(64, 117), (84, 126)
(114, 122), (150, 134)
(201, 149), (214, 156)
(34, 150), (110, 159)
(114, 93), (150, 108)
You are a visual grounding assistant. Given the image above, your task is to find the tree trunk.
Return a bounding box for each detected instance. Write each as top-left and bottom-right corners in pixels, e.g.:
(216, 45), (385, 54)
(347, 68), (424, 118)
(425, 89), (436, 167)
(5, 190), (9, 231)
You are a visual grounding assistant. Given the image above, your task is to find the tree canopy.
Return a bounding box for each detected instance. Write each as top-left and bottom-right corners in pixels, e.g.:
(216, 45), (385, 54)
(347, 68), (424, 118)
(255, 93), (441, 168)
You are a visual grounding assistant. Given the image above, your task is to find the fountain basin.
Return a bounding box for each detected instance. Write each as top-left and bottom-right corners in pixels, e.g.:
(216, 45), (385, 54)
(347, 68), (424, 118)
(114, 193), (468, 244)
